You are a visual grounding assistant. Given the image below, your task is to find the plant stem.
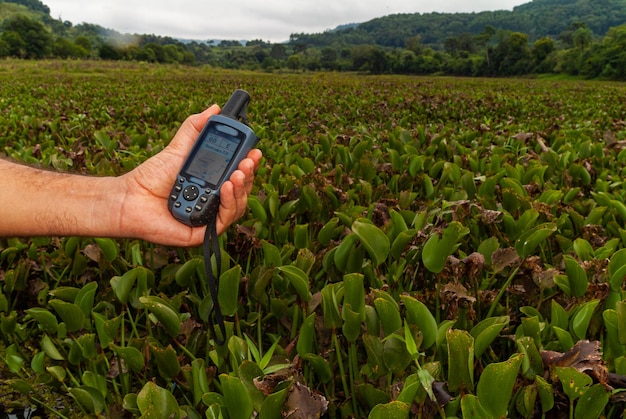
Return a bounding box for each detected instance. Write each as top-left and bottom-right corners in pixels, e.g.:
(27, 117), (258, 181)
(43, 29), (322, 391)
(348, 342), (359, 416)
(487, 265), (521, 318)
(332, 331), (350, 405)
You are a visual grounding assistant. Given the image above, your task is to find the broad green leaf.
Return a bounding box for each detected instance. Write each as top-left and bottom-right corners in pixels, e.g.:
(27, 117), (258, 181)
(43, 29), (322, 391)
(139, 296), (181, 337)
(70, 386), (105, 415)
(572, 238), (594, 261)
(563, 255), (588, 297)
(422, 221), (468, 273)
(571, 299), (600, 340)
(390, 229), (417, 259)
(535, 376), (554, 413)
(474, 321), (508, 359)
(239, 361), (266, 412)
(368, 400), (410, 419)
(41, 334), (64, 361)
(318, 217), (341, 246)
(25, 307), (58, 334)
(400, 295), (437, 349)
(259, 387), (289, 419)
(94, 237), (119, 262)
(297, 313), (316, 356)
(383, 335), (412, 373)
(277, 265), (311, 301)
(575, 383), (609, 419)
(218, 265), (242, 316)
(356, 383), (390, 411)
(261, 240), (282, 267)
(447, 329), (474, 392)
(110, 268), (138, 305)
(48, 299), (84, 333)
(220, 374), (254, 419)
(174, 257), (202, 287)
(149, 344), (181, 381)
(373, 298), (402, 336)
(476, 353), (523, 418)
(515, 223), (556, 259)
(352, 218), (390, 266)
(556, 366), (592, 402)
(110, 344), (145, 372)
(460, 394), (490, 419)
(74, 281), (98, 318)
(137, 381), (180, 419)
(303, 353), (332, 384)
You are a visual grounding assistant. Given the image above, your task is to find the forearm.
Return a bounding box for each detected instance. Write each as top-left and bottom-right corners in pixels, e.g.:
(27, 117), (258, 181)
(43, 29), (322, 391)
(0, 158), (122, 238)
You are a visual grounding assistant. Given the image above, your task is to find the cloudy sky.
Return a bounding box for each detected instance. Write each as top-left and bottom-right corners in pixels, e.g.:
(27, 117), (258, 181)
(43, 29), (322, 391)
(44, 0), (530, 43)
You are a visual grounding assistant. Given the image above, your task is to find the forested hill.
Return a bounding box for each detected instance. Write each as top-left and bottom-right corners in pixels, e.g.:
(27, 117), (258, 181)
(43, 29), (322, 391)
(289, 0), (626, 48)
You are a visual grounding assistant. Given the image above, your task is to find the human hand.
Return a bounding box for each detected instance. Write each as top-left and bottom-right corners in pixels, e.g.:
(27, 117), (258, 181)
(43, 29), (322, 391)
(118, 105), (262, 246)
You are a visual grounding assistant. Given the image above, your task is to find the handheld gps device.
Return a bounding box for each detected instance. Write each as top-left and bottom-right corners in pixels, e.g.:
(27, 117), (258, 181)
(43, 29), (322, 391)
(168, 90), (258, 227)
(167, 90), (258, 345)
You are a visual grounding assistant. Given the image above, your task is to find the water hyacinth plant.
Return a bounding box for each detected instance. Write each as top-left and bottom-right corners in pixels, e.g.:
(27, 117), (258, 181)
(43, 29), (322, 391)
(1, 60), (626, 417)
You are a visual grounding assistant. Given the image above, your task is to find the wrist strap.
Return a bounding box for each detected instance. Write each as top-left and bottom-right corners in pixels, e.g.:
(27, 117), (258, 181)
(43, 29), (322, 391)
(203, 215), (226, 345)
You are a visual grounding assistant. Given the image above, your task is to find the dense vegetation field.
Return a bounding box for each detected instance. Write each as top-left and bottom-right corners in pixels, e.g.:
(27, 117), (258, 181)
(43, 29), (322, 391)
(2, 59), (626, 418)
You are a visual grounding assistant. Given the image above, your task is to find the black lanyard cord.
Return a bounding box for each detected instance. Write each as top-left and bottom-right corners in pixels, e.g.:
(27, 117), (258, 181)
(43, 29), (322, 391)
(203, 214), (226, 346)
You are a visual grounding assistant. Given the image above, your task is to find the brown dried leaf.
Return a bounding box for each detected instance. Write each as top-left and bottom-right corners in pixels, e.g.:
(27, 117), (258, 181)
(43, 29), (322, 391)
(83, 243), (102, 263)
(541, 340), (608, 385)
(284, 382), (329, 419)
(480, 209), (503, 225)
(253, 366), (296, 396)
(462, 252), (485, 282)
(440, 282), (476, 319)
(491, 247), (521, 274)
(513, 132), (534, 142)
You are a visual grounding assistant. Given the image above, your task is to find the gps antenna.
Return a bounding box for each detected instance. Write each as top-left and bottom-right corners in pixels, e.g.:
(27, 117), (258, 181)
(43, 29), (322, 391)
(220, 89), (250, 125)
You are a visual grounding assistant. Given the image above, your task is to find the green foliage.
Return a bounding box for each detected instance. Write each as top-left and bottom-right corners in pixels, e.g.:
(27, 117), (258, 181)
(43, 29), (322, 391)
(4, 0), (626, 79)
(2, 61), (626, 417)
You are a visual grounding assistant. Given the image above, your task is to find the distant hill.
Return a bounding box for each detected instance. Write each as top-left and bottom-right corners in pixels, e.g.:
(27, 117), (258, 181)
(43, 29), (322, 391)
(289, 0), (626, 48)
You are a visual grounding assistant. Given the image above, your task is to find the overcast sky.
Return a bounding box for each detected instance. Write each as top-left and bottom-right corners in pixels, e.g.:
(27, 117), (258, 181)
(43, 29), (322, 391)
(44, 0), (530, 43)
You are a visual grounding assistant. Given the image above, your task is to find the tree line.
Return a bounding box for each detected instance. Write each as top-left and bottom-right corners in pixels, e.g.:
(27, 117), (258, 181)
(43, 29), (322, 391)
(1, 5), (626, 80)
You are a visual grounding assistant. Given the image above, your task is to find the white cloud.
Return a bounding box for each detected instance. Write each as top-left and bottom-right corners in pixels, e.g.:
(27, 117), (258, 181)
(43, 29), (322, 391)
(44, 0), (528, 42)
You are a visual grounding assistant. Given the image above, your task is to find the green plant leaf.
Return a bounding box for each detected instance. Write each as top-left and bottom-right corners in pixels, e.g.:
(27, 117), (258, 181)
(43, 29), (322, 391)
(303, 353), (332, 384)
(25, 307), (58, 334)
(352, 218), (390, 266)
(374, 297), (402, 336)
(259, 387), (289, 419)
(48, 299), (84, 333)
(149, 344), (181, 381)
(447, 329), (474, 392)
(571, 299), (600, 341)
(535, 375), (554, 413)
(110, 268), (138, 305)
(277, 265), (312, 301)
(556, 366), (592, 402)
(110, 344), (145, 372)
(422, 221), (468, 273)
(515, 222), (557, 259)
(94, 237), (119, 262)
(220, 374), (254, 419)
(460, 394), (490, 419)
(476, 353), (522, 417)
(139, 296), (181, 337)
(400, 295), (437, 349)
(563, 255), (588, 297)
(136, 381), (180, 419)
(70, 386), (105, 415)
(574, 383), (609, 419)
(368, 400), (410, 419)
(218, 265), (242, 316)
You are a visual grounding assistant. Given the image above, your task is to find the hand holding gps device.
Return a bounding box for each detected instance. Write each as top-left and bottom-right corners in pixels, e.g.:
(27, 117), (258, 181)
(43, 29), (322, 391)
(168, 90), (258, 345)
(168, 89), (258, 227)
